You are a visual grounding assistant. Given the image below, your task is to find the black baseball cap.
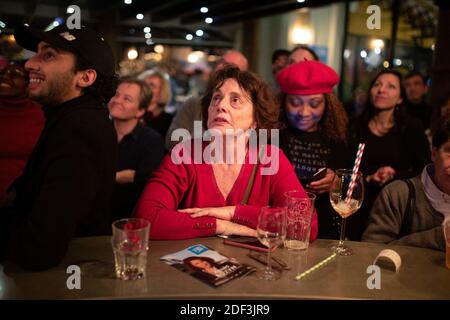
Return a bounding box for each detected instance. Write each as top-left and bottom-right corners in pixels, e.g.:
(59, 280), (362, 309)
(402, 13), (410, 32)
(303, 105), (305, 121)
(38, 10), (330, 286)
(14, 24), (116, 76)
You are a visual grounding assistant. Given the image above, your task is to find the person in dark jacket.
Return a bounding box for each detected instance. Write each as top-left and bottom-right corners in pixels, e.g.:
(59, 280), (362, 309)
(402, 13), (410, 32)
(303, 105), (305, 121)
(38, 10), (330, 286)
(404, 71), (431, 131)
(108, 78), (165, 221)
(362, 116), (450, 251)
(0, 24), (118, 270)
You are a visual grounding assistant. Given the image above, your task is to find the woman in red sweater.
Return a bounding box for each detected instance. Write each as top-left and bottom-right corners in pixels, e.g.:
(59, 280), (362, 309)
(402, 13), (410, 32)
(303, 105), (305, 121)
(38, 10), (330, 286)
(135, 66), (318, 240)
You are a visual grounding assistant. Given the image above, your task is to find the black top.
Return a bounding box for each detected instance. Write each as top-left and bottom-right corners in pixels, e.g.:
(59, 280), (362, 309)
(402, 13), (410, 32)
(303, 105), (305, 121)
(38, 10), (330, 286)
(0, 94), (117, 271)
(347, 114), (431, 240)
(143, 111), (174, 141)
(352, 116), (430, 180)
(112, 123), (165, 221)
(280, 127), (353, 239)
(405, 99), (431, 130)
(280, 127), (352, 180)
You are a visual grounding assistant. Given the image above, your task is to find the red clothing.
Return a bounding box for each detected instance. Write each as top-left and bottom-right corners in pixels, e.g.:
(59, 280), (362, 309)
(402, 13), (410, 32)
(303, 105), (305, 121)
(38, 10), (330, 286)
(0, 98), (44, 202)
(135, 143), (318, 240)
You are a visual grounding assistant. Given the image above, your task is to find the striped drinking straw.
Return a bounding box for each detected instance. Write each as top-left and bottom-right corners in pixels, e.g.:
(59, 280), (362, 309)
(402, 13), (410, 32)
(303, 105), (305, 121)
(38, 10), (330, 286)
(345, 143), (365, 206)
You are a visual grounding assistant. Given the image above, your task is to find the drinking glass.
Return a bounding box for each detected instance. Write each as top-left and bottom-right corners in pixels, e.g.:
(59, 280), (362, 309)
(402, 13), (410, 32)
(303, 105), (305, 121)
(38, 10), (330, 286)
(284, 191), (316, 251)
(112, 218), (150, 280)
(255, 206), (287, 280)
(329, 169), (364, 256)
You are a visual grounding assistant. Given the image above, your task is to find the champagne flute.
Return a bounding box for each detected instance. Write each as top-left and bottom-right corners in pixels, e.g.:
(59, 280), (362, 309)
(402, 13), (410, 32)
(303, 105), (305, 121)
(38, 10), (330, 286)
(255, 206), (287, 280)
(329, 169), (364, 256)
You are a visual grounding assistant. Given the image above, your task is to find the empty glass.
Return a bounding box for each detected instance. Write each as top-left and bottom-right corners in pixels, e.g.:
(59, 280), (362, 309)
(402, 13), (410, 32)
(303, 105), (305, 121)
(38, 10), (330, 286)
(255, 206), (287, 280)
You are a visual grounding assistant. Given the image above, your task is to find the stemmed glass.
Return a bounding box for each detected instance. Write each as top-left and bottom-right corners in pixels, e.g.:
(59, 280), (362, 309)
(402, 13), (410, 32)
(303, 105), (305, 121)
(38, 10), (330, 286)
(329, 169), (364, 256)
(255, 206), (287, 280)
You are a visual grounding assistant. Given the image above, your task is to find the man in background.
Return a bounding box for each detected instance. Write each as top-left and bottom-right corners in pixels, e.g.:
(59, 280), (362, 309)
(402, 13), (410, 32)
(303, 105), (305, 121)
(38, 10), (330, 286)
(288, 45), (319, 64)
(404, 71), (431, 131)
(270, 49), (290, 92)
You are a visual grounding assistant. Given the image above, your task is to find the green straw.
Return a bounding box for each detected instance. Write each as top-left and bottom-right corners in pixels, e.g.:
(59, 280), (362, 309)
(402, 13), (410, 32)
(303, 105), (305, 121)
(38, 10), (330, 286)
(295, 253), (337, 280)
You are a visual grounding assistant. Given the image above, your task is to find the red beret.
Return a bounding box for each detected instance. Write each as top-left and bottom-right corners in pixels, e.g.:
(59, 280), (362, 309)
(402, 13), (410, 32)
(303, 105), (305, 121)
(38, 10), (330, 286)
(276, 60), (339, 95)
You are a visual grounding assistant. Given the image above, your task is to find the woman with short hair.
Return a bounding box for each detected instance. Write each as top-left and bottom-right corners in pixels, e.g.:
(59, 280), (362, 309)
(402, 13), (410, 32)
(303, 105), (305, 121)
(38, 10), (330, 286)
(108, 77), (165, 221)
(135, 66), (318, 240)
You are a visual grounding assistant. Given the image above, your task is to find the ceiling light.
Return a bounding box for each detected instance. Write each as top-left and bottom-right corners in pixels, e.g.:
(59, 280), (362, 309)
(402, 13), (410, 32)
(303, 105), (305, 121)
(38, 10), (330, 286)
(145, 33), (152, 39)
(205, 17), (213, 24)
(136, 13), (144, 20)
(292, 27), (313, 44)
(196, 30), (204, 37)
(144, 27), (151, 33)
(393, 58), (402, 66)
(370, 39), (385, 50)
(207, 55), (218, 62)
(200, 7), (208, 13)
(66, 7), (75, 14)
(186, 34), (193, 40)
(154, 44), (164, 53)
(343, 49), (351, 59)
(128, 48), (138, 60)
(124, 0), (132, 4)
(187, 51), (205, 63)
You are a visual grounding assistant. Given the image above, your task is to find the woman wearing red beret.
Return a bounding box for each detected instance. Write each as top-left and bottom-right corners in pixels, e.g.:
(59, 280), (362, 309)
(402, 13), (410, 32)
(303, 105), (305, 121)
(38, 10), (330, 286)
(276, 60), (352, 239)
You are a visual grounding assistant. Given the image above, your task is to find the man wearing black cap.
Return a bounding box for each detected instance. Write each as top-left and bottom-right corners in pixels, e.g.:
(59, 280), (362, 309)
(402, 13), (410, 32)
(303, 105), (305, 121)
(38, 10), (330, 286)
(0, 24), (118, 270)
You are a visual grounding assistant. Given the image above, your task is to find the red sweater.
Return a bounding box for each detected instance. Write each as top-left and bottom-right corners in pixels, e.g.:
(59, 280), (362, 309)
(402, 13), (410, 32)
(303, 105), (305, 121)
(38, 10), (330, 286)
(135, 143), (318, 240)
(0, 98), (44, 202)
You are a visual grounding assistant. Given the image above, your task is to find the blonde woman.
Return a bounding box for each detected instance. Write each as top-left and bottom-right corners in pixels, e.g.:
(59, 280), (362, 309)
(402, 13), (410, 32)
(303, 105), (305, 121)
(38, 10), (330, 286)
(138, 68), (174, 139)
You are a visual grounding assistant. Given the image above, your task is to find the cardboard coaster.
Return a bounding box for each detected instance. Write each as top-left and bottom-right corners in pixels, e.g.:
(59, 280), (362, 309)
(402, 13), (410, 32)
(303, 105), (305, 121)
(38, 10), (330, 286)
(373, 249), (402, 272)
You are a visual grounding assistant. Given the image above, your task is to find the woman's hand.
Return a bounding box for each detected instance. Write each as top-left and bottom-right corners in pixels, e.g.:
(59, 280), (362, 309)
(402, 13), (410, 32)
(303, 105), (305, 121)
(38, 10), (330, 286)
(216, 220), (257, 237)
(366, 166), (396, 186)
(115, 169), (136, 184)
(179, 206), (236, 221)
(307, 168), (335, 194)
